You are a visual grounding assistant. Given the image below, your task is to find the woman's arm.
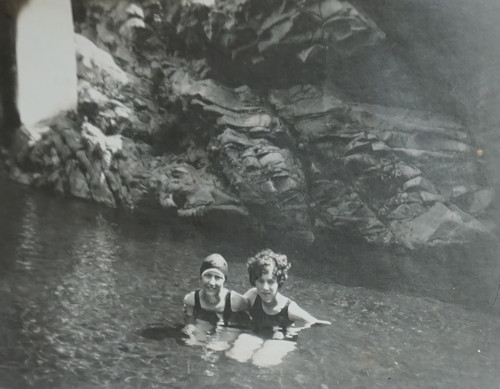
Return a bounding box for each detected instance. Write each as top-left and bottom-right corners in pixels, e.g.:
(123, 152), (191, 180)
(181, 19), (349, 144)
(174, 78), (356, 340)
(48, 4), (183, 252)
(183, 292), (196, 325)
(230, 291), (250, 312)
(288, 301), (331, 326)
(243, 288), (258, 307)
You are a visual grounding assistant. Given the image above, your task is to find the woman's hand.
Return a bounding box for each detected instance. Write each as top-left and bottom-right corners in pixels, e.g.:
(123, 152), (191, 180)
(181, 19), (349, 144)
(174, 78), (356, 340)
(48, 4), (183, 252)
(272, 331), (285, 340)
(311, 319), (331, 326)
(182, 324), (197, 337)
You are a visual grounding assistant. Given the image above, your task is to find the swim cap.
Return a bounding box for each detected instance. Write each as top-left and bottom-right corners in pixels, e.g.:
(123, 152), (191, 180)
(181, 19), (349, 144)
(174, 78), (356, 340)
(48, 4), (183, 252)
(200, 254), (228, 280)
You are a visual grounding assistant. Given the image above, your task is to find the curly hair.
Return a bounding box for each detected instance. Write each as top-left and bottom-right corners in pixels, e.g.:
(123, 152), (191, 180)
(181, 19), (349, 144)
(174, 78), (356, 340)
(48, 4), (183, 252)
(247, 249), (291, 288)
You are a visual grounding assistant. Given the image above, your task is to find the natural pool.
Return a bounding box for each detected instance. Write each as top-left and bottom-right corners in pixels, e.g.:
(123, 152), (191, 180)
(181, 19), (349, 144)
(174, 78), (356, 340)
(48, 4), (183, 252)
(1, 178), (499, 388)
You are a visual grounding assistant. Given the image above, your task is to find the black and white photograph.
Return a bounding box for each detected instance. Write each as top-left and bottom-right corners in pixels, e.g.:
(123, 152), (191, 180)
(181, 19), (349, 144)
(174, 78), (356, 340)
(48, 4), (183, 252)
(1, 0), (500, 388)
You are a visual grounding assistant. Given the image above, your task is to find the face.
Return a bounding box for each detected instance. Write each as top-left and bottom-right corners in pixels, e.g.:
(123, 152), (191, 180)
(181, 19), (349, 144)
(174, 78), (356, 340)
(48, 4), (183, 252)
(201, 270), (225, 296)
(255, 269), (279, 304)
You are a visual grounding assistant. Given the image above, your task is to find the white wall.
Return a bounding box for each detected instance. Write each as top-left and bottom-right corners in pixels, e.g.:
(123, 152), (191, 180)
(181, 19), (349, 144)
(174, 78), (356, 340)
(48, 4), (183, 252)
(16, 0), (77, 125)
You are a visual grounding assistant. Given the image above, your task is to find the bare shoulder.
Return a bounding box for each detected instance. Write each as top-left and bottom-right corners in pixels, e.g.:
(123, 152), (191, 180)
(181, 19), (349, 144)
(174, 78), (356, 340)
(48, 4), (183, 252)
(244, 288), (258, 305)
(229, 289), (245, 302)
(286, 299), (298, 309)
(230, 290), (249, 311)
(278, 293), (290, 304)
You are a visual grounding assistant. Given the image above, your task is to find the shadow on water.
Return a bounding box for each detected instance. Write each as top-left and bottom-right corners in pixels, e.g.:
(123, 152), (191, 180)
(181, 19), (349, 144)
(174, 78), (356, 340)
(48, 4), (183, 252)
(139, 323), (188, 344)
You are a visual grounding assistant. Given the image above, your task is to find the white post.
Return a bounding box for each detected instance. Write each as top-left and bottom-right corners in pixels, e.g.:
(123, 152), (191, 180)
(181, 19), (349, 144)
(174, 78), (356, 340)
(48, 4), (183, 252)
(16, 0), (77, 126)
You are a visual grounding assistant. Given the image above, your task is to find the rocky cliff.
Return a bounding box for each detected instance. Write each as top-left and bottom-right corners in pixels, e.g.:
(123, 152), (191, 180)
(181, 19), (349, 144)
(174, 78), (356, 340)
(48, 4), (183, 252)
(4, 0), (496, 252)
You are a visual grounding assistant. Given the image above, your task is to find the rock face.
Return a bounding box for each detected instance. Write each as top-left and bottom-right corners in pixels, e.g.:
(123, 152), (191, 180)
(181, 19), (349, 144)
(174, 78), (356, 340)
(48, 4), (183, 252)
(213, 128), (313, 242)
(2, 0), (497, 253)
(174, 0), (384, 60)
(75, 33), (161, 142)
(270, 85), (494, 247)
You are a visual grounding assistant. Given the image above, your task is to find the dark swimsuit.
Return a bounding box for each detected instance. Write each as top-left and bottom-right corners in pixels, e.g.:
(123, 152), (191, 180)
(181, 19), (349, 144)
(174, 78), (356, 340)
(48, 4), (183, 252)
(193, 289), (232, 326)
(249, 295), (294, 331)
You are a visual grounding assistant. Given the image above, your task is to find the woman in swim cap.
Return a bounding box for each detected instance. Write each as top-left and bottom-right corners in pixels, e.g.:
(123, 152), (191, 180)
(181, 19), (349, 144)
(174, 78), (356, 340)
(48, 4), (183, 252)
(183, 253), (249, 327)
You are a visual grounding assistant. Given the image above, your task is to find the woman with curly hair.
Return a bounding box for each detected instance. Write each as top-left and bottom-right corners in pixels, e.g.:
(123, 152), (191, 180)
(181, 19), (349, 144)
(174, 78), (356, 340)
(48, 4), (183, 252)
(225, 249), (330, 367)
(244, 249), (330, 338)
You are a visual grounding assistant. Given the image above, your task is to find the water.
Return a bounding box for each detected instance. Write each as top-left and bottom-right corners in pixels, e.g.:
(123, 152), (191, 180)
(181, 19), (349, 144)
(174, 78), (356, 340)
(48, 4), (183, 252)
(1, 178), (500, 389)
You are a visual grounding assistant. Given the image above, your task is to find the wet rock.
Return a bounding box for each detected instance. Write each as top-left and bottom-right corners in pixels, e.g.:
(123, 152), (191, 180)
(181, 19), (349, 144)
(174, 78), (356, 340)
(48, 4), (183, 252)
(88, 169), (116, 207)
(6, 116), (129, 207)
(66, 160), (91, 199)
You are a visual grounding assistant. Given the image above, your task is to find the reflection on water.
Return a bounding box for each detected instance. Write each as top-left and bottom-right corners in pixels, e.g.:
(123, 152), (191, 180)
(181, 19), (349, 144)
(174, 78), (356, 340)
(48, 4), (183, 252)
(1, 179), (500, 389)
(16, 197), (41, 271)
(59, 215), (119, 324)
